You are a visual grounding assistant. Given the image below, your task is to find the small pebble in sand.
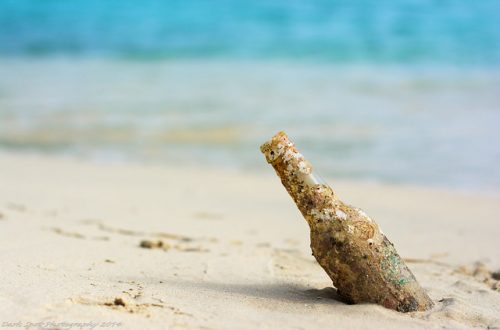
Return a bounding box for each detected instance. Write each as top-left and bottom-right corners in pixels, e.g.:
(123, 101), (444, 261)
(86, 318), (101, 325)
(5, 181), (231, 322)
(113, 297), (126, 306)
(140, 240), (171, 250)
(104, 297), (127, 307)
(140, 239), (208, 252)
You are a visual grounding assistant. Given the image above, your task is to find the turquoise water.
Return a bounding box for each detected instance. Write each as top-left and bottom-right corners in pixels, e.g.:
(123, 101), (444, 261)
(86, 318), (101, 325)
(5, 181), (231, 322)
(0, 1), (499, 191)
(1, 0), (499, 64)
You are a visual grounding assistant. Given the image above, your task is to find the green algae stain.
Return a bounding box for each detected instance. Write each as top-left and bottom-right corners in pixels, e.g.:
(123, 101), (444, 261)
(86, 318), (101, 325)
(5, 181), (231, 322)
(398, 278), (411, 286)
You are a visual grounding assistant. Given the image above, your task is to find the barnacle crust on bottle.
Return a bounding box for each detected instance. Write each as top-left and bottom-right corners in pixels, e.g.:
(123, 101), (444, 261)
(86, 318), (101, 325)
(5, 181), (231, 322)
(260, 131), (434, 312)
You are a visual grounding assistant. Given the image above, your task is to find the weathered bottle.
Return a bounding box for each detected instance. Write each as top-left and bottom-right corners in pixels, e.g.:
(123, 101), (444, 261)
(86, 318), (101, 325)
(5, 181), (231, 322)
(260, 131), (433, 312)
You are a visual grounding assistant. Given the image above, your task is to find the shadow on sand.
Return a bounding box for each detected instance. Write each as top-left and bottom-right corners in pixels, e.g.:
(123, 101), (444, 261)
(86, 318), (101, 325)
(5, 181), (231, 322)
(149, 278), (348, 307)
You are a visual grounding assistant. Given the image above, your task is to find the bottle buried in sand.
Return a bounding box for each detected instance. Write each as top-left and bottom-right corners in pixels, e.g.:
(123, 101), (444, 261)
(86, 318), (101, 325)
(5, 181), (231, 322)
(260, 132), (434, 312)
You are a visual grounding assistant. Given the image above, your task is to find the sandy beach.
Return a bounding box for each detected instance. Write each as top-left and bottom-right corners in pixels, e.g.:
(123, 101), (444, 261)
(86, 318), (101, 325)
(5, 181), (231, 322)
(2, 1), (499, 328)
(0, 151), (498, 329)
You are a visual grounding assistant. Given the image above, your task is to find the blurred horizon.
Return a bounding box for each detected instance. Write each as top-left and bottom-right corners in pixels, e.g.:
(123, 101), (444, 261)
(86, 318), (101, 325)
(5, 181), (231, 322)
(0, 0), (499, 191)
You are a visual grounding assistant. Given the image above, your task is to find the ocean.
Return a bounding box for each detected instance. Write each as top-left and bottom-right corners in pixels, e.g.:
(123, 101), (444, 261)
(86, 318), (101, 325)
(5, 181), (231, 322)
(0, 0), (499, 191)
(1, 0), (499, 64)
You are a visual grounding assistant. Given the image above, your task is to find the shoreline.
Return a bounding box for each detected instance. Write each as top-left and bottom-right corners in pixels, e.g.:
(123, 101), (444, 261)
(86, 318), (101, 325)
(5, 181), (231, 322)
(1, 57), (499, 193)
(1, 148), (499, 197)
(0, 151), (499, 329)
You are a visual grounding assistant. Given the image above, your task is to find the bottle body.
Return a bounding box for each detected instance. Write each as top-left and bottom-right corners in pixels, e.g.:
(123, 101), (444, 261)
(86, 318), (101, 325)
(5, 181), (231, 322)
(261, 132), (433, 312)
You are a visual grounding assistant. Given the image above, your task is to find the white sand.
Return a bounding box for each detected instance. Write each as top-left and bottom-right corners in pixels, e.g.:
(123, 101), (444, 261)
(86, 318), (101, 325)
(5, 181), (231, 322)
(0, 152), (499, 329)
